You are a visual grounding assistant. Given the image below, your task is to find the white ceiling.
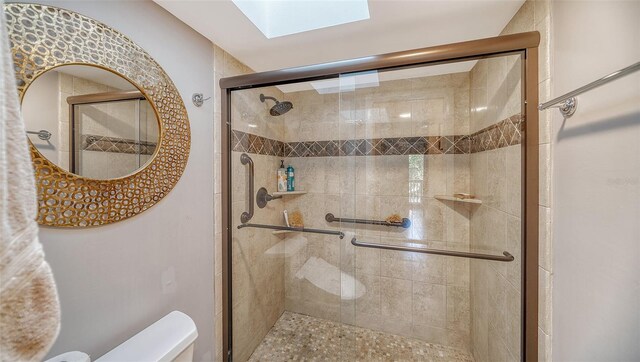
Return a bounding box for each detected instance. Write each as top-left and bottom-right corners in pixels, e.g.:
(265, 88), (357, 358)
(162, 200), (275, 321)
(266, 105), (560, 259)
(154, 0), (524, 75)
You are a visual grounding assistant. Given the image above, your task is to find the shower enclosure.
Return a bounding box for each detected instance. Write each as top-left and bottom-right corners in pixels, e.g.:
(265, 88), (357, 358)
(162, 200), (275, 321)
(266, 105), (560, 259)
(221, 32), (539, 361)
(68, 91), (157, 178)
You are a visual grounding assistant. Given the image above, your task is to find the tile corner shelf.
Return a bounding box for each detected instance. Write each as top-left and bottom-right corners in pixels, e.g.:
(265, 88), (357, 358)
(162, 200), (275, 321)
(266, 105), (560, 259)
(434, 195), (483, 204)
(272, 191), (307, 196)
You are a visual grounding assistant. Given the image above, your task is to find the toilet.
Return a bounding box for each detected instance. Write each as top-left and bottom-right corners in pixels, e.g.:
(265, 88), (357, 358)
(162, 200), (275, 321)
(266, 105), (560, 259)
(46, 311), (198, 362)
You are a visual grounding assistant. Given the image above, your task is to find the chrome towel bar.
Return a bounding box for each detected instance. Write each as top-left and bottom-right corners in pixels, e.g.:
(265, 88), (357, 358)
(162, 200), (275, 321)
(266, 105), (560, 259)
(538, 61), (640, 117)
(325, 213), (411, 229)
(238, 223), (345, 239)
(26, 129), (52, 141)
(240, 153), (254, 223)
(351, 238), (514, 262)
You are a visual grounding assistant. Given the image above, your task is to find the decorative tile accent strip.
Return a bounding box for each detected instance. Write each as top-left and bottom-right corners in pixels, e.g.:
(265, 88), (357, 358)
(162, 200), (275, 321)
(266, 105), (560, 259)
(232, 114), (523, 157)
(231, 130), (286, 156)
(82, 135), (157, 155)
(283, 135), (470, 157)
(469, 114), (523, 153)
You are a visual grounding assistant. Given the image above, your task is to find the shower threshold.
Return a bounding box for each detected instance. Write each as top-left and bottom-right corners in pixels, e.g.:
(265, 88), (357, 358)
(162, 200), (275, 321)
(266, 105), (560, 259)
(248, 311), (474, 361)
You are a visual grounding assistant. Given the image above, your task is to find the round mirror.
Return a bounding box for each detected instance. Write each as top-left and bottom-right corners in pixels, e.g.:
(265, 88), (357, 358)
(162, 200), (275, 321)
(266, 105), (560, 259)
(21, 65), (160, 179)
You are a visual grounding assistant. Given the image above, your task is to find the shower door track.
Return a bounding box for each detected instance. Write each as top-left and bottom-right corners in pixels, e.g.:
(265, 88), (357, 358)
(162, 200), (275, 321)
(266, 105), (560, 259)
(220, 31), (540, 362)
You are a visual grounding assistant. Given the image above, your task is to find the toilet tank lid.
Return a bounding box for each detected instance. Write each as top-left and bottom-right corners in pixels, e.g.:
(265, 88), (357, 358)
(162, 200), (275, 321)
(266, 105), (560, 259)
(96, 311), (198, 362)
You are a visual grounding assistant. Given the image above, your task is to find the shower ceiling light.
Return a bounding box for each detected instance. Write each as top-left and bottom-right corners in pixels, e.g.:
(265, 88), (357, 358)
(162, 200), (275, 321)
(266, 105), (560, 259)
(399, 113), (412, 118)
(232, 0), (370, 39)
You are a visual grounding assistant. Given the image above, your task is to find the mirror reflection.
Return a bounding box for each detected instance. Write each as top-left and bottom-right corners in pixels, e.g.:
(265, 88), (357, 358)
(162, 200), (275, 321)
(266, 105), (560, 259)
(21, 65), (159, 179)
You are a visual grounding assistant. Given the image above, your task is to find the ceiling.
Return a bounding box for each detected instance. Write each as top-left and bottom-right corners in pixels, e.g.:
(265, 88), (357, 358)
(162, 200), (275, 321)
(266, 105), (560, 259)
(154, 0), (524, 75)
(55, 65), (136, 90)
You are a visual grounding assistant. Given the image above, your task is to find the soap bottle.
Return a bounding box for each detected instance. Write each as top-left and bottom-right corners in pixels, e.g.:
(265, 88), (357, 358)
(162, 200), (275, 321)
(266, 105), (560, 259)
(277, 160), (287, 192)
(286, 164), (295, 191)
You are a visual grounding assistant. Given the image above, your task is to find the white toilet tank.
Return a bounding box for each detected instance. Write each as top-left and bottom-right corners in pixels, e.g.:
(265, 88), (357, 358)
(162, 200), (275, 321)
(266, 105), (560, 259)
(96, 311), (198, 362)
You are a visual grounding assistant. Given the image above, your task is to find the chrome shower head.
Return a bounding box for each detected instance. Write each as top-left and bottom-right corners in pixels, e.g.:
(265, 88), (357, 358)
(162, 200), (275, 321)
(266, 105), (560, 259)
(260, 93), (293, 116)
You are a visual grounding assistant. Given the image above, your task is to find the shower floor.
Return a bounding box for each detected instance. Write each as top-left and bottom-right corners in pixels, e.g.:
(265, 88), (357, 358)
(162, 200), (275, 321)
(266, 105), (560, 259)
(248, 311), (474, 361)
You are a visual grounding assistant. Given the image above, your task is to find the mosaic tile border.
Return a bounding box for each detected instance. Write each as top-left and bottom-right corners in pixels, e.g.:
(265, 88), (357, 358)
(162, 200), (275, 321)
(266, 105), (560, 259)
(232, 114), (523, 157)
(469, 114), (523, 153)
(82, 135), (157, 155)
(231, 130), (286, 156)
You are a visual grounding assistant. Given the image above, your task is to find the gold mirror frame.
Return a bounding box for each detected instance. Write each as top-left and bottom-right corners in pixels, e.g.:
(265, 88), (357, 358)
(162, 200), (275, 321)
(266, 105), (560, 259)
(4, 3), (191, 227)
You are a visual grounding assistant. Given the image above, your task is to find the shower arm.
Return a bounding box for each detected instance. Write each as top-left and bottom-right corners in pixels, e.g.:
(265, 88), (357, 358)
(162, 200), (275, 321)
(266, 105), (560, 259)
(259, 94), (279, 104)
(240, 153), (254, 224)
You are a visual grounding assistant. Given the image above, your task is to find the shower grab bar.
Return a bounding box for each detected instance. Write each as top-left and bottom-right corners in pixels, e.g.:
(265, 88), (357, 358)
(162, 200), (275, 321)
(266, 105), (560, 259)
(350, 238), (514, 262)
(240, 153), (254, 223)
(325, 213), (411, 229)
(538, 61), (640, 117)
(238, 223), (345, 239)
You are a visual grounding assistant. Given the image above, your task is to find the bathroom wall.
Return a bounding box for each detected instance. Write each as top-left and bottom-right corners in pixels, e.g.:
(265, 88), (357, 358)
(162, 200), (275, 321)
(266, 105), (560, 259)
(551, 1), (640, 361)
(228, 82), (287, 362)
(21, 70), (60, 164)
(22, 1), (217, 361)
(278, 73), (474, 351)
(467, 0), (553, 360)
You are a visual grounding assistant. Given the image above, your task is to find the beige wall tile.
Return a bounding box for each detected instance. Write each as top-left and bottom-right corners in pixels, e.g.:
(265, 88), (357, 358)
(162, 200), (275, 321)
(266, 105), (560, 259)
(380, 277), (412, 322)
(539, 206), (552, 272)
(539, 267), (552, 334)
(413, 282), (447, 328)
(539, 143), (552, 207)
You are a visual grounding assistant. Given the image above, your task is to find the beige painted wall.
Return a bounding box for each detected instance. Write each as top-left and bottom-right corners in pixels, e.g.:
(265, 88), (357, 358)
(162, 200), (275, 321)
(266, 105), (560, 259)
(21, 70), (60, 164)
(23, 1), (218, 361)
(551, 1), (639, 361)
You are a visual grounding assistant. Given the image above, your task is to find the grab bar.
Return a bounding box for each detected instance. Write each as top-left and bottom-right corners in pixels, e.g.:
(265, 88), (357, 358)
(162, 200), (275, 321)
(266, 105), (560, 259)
(325, 213), (411, 228)
(350, 238), (514, 262)
(238, 223), (345, 239)
(240, 153), (254, 223)
(538, 61), (640, 117)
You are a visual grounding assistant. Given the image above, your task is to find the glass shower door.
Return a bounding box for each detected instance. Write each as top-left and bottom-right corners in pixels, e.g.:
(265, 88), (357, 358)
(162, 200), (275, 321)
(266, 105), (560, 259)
(229, 51), (526, 362)
(338, 53), (524, 361)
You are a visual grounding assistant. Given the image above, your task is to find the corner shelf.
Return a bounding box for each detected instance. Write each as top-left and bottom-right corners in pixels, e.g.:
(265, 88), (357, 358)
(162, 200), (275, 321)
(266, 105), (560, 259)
(272, 191), (307, 196)
(434, 195), (482, 204)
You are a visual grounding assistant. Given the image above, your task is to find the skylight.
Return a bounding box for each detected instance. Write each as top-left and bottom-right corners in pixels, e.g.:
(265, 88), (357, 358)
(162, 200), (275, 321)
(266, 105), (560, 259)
(232, 0), (370, 39)
(311, 71), (379, 94)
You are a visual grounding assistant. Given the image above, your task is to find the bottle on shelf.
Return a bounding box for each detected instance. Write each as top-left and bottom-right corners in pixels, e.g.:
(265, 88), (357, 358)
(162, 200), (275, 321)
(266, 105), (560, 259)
(277, 160), (287, 192)
(286, 164), (295, 191)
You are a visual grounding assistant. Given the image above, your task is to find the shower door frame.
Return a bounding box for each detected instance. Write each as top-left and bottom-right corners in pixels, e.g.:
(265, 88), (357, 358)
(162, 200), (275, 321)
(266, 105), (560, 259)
(220, 31), (540, 362)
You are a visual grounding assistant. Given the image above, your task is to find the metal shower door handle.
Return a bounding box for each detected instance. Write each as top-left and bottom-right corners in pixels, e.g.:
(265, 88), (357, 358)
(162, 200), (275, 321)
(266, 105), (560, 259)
(240, 153), (254, 223)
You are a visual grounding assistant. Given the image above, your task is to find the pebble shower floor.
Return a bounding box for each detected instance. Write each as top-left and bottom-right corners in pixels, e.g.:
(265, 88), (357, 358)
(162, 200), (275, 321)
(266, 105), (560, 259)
(248, 311), (475, 361)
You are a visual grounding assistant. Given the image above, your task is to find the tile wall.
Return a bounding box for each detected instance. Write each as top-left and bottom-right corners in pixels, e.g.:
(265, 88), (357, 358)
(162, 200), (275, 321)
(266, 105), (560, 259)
(467, 1), (553, 361)
(278, 73), (475, 351)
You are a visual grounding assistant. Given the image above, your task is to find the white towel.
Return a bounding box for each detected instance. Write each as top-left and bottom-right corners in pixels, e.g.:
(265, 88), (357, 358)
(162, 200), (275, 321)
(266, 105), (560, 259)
(0, 3), (61, 361)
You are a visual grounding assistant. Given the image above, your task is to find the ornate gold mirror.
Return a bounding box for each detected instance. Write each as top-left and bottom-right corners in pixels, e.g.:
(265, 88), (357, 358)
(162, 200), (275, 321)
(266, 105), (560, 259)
(4, 3), (191, 227)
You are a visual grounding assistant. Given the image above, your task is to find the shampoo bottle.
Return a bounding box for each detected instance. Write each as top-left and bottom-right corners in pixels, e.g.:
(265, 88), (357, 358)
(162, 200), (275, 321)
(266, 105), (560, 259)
(286, 165), (295, 191)
(277, 160), (287, 192)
